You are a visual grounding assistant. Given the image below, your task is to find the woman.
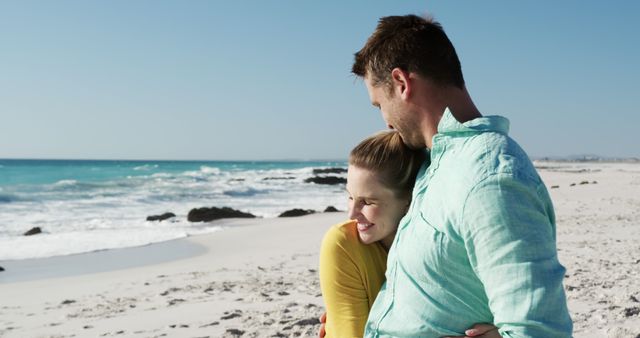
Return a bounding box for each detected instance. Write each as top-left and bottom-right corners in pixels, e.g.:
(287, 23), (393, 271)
(319, 130), (425, 337)
(319, 131), (499, 338)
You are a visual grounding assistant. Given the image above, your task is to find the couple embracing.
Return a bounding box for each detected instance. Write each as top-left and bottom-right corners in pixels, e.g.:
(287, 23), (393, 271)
(319, 15), (572, 338)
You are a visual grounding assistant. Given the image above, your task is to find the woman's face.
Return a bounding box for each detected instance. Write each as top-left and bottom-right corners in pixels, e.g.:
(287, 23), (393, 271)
(346, 165), (409, 249)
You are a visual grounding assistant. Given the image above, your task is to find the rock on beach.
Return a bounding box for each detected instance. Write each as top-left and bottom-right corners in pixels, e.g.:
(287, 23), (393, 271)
(188, 207), (256, 222)
(24, 227), (42, 236)
(146, 212), (176, 222)
(278, 209), (316, 217)
(304, 176), (346, 185)
(312, 168), (347, 174)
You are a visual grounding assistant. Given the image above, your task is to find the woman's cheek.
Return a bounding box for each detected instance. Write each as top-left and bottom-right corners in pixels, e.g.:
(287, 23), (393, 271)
(364, 205), (381, 221)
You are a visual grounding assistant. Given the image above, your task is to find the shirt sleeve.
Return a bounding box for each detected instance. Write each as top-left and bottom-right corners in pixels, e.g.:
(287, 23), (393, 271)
(461, 174), (573, 338)
(319, 225), (370, 338)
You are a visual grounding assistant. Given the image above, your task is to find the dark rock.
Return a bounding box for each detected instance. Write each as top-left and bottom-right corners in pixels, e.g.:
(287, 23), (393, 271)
(313, 168), (347, 174)
(579, 181), (589, 185)
(24, 227), (42, 236)
(200, 321), (219, 327)
(168, 298), (185, 306)
(221, 312), (242, 320)
(188, 207), (255, 222)
(304, 176), (346, 185)
(623, 306), (640, 317)
(226, 328), (245, 336)
(262, 177), (295, 181)
(550, 185), (559, 189)
(324, 206), (340, 212)
(61, 299), (76, 305)
(0, 266), (4, 272)
(278, 209), (315, 217)
(294, 317), (320, 326)
(592, 181), (598, 184)
(146, 212), (176, 222)
(570, 183), (576, 187)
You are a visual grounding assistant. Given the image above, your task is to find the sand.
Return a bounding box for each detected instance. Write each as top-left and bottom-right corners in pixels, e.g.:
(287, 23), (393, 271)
(1, 161), (639, 338)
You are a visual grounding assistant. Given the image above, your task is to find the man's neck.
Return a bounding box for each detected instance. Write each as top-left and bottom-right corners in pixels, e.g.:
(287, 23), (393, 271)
(422, 86), (481, 149)
(446, 86), (482, 124)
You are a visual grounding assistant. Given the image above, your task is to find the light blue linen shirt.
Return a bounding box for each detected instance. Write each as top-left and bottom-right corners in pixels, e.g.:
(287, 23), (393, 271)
(364, 109), (572, 338)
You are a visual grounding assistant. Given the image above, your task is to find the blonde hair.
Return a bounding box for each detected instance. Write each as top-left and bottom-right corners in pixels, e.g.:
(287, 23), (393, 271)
(349, 131), (427, 198)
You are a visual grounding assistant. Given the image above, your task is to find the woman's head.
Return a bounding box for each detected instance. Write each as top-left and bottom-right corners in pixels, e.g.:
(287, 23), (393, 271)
(347, 131), (426, 248)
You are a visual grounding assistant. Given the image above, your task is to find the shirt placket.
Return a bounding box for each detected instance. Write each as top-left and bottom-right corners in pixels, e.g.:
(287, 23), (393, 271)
(372, 141), (445, 335)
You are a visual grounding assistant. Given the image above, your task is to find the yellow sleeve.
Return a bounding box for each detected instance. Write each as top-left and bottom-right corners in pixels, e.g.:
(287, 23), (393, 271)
(319, 222), (371, 338)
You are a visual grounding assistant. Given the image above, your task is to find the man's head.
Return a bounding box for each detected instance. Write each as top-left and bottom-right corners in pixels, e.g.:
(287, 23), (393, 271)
(352, 14), (465, 149)
(352, 14), (464, 90)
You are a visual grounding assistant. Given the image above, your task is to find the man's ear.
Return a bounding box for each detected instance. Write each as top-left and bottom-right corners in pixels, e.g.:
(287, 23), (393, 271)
(391, 68), (411, 100)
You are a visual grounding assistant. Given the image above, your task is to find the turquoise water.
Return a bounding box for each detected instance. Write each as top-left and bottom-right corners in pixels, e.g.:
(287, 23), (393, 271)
(0, 159), (345, 186)
(0, 159), (348, 260)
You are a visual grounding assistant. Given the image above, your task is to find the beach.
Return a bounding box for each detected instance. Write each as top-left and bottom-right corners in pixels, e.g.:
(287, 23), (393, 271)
(1, 161), (639, 337)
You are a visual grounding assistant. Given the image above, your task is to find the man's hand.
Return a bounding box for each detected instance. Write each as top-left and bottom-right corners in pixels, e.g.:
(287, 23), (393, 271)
(442, 323), (501, 338)
(318, 312), (326, 338)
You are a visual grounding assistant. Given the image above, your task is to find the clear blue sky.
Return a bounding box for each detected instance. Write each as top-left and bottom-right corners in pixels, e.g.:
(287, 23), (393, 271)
(1, 1), (638, 160)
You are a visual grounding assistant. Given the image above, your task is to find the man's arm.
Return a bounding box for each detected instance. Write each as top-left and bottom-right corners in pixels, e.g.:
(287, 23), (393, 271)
(461, 174), (572, 338)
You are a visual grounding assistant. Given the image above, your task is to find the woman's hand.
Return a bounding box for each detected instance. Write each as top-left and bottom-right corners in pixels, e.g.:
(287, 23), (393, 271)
(442, 323), (501, 338)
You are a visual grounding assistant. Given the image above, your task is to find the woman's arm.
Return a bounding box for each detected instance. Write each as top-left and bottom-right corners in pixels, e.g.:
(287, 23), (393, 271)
(319, 225), (371, 338)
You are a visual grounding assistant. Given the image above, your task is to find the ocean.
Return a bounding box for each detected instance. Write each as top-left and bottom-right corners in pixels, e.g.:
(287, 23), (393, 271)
(0, 159), (347, 261)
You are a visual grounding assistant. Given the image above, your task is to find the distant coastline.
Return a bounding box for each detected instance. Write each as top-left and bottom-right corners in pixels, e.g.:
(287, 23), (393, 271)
(532, 155), (640, 163)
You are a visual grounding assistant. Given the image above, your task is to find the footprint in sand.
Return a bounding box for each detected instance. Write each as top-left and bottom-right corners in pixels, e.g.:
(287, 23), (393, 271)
(221, 310), (243, 320)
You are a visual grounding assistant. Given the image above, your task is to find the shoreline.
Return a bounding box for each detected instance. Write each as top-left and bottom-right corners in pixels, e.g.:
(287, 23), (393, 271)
(0, 213), (346, 285)
(0, 237), (207, 284)
(0, 212), (347, 337)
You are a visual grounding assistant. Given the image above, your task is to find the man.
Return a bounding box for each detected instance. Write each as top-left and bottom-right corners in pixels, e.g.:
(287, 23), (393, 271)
(352, 15), (572, 337)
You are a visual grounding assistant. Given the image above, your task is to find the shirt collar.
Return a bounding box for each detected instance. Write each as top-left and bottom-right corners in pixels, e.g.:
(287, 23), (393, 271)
(437, 107), (510, 136)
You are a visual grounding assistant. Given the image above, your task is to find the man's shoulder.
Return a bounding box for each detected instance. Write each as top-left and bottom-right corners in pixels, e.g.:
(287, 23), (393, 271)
(446, 132), (539, 182)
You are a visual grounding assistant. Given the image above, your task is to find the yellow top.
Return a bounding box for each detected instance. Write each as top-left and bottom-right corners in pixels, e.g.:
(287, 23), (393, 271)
(319, 220), (388, 338)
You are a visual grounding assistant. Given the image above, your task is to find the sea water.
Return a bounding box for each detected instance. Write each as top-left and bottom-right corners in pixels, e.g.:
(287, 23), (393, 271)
(0, 159), (347, 260)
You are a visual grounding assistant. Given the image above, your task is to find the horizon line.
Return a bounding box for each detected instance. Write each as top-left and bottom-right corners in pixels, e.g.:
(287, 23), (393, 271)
(0, 157), (350, 163)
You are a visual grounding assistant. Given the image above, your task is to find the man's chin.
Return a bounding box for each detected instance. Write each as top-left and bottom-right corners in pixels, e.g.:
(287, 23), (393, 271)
(403, 137), (425, 150)
(395, 131), (425, 149)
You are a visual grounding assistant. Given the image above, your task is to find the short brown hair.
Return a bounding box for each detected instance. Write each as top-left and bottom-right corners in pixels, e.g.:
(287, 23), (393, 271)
(349, 131), (427, 198)
(352, 14), (464, 89)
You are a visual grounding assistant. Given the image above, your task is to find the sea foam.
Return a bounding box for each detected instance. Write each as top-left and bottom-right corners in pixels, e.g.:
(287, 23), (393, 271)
(0, 160), (347, 260)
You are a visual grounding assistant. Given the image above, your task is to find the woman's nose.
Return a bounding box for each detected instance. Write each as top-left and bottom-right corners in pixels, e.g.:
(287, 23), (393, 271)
(348, 204), (360, 220)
